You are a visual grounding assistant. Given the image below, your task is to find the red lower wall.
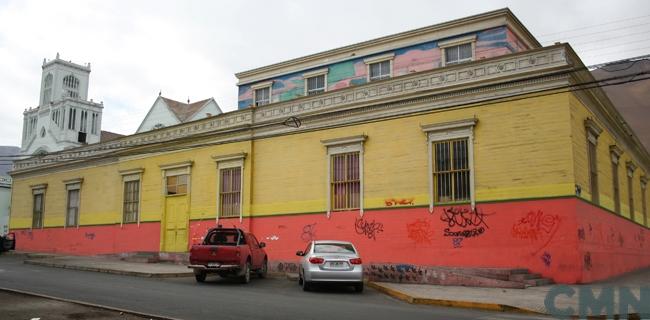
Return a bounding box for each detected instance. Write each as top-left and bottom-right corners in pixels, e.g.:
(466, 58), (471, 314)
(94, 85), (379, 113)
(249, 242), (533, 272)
(11, 198), (649, 284)
(12, 222), (160, 255)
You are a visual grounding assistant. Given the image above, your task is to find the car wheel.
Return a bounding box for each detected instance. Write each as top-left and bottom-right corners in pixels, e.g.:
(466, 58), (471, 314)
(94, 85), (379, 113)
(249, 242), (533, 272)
(257, 258), (268, 279)
(240, 261), (251, 284)
(298, 269), (304, 286)
(194, 271), (207, 283)
(301, 273), (311, 292)
(354, 282), (364, 293)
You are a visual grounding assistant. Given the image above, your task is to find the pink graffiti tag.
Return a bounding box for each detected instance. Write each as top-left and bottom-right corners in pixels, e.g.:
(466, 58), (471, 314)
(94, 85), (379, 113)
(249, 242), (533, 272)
(511, 210), (561, 255)
(406, 219), (434, 244)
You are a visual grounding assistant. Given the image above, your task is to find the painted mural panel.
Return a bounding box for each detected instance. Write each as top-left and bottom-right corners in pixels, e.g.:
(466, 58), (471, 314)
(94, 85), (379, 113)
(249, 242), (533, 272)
(237, 26), (530, 109)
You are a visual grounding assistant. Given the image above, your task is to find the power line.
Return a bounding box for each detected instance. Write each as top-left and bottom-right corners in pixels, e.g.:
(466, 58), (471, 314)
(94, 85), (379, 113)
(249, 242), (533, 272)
(542, 21), (650, 42)
(538, 14), (650, 38)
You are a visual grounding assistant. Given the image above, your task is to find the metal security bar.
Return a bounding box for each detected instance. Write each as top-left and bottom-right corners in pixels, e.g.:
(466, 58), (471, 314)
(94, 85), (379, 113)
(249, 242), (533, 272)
(588, 142), (599, 204)
(32, 193), (43, 228)
(220, 167), (241, 217)
(433, 138), (470, 203)
(331, 152), (360, 210)
(66, 189), (79, 227)
(123, 180), (139, 223)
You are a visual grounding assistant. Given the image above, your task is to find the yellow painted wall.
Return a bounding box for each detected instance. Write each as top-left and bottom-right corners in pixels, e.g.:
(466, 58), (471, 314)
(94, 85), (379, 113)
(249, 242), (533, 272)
(11, 93), (578, 229)
(569, 94), (649, 226)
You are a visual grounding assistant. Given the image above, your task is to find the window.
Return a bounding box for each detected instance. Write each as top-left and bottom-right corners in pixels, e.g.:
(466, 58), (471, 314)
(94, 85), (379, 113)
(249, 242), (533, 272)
(63, 75), (79, 99)
(627, 162), (636, 220)
(364, 53), (394, 82)
(166, 174), (188, 195)
(439, 35), (476, 66)
(322, 135), (366, 216)
(31, 185), (46, 228)
(214, 153), (246, 220)
(120, 169), (142, 224)
(64, 179), (82, 227)
(314, 243), (356, 254)
(68, 108), (76, 130)
(91, 113), (98, 135)
(610, 146), (623, 214)
(306, 74), (326, 95)
(585, 119), (602, 204)
(422, 119), (477, 211)
(160, 161), (192, 197)
(251, 81), (273, 107)
(80, 110), (88, 133)
(641, 176), (647, 225)
(433, 139), (470, 203)
(42, 73), (53, 105)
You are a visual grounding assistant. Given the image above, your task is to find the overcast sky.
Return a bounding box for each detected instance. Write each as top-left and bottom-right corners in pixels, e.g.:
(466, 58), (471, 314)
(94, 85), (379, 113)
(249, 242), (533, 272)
(1, 0), (649, 147)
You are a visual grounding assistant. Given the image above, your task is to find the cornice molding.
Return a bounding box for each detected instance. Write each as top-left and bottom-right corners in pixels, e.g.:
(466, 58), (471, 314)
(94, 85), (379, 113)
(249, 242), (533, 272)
(119, 168), (144, 176)
(321, 135), (367, 147)
(159, 161), (193, 171)
(421, 118), (477, 133)
(212, 152), (247, 162)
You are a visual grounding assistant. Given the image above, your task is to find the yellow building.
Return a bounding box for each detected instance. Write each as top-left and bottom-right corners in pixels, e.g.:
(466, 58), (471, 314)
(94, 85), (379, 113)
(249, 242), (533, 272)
(9, 9), (650, 284)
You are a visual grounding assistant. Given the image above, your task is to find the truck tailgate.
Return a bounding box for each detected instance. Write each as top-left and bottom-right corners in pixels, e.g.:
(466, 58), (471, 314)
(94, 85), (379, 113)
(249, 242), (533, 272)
(189, 245), (241, 265)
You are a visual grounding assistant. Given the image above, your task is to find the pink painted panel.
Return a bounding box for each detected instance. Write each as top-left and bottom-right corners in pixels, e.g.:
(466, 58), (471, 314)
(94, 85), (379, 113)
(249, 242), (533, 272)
(11, 222), (160, 255)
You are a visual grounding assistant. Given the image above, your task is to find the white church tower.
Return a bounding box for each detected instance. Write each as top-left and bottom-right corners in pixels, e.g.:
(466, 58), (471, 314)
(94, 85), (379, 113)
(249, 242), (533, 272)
(21, 54), (104, 155)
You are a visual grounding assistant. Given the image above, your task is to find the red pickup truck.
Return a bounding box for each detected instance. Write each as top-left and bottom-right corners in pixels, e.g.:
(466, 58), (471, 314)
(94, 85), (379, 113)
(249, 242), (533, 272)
(188, 227), (268, 283)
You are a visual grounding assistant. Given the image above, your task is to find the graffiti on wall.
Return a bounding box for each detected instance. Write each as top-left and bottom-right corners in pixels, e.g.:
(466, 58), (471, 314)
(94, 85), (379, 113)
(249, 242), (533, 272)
(368, 264), (424, 282)
(584, 252), (592, 270)
(300, 223), (317, 242)
(276, 262), (299, 273)
(511, 210), (561, 254)
(452, 237), (464, 248)
(355, 217), (384, 240)
(440, 206), (491, 238)
(265, 235), (279, 241)
(406, 219), (434, 244)
(635, 229), (645, 248)
(541, 251), (552, 268)
(20, 230), (34, 240)
(385, 198), (415, 206)
(84, 232), (95, 240)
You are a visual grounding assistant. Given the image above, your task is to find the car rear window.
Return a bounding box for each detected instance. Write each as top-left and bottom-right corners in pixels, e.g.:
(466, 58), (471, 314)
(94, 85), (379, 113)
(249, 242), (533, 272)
(205, 230), (243, 246)
(314, 243), (356, 254)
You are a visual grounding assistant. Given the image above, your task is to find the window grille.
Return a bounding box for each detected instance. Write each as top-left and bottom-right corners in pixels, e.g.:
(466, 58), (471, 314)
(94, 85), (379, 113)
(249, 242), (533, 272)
(331, 152), (360, 210)
(612, 162), (620, 213)
(66, 189), (80, 227)
(628, 174), (635, 220)
(219, 167), (241, 217)
(433, 138), (470, 203)
(123, 180), (139, 223)
(588, 142), (599, 204)
(32, 193), (44, 228)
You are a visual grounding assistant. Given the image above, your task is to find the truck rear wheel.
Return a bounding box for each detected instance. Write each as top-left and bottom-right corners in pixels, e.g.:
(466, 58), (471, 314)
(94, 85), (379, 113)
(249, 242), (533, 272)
(240, 261), (251, 284)
(195, 271), (206, 283)
(257, 258), (268, 278)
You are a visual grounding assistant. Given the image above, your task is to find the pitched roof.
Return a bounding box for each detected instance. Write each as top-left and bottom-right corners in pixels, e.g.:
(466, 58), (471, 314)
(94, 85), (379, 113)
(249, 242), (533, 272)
(161, 97), (211, 122)
(100, 130), (125, 142)
(591, 60), (650, 153)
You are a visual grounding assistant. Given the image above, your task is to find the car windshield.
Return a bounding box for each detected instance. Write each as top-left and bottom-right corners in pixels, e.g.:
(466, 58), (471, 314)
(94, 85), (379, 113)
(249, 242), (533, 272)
(205, 230), (241, 246)
(314, 243), (356, 254)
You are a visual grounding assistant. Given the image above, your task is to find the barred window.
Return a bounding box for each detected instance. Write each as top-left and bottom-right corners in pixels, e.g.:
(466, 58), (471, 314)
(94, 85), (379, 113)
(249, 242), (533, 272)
(306, 75), (325, 95)
(66, 189), (80, 227)
(642, 180), (647, 225)
(219, 167), (241, 217)
(588, 141), (599, 204)
(331, 152), (360, 211)
(433, 138), (470, 203)
(123, 180), (140, 223)
(166, 174), (188, 195)
(32, 193), (44, 228)
(628, 172), (635, 220)
(612, 161), (620, 214)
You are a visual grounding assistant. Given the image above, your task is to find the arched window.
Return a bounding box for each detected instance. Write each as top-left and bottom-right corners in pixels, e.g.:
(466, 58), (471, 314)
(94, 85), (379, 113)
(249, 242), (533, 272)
(42, 73), (53, 105)
(63, 75), (80, 98)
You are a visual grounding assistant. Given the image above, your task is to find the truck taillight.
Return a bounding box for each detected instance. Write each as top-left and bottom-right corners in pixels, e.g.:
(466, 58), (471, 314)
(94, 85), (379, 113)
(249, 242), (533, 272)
(309, 257), (324, 264)
(349, 258), (362, 265)
(6, 233), (14, 241)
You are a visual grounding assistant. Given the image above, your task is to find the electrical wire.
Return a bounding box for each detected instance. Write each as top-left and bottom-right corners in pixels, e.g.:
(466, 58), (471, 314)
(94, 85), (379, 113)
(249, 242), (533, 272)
(537, 14), (650, 38)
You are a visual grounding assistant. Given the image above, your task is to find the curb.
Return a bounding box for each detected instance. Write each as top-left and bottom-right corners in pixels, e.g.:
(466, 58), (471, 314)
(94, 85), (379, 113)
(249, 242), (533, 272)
(367, 282), (544, 315)
(0, 287), (181, 320)
(24, 260), (194, 278)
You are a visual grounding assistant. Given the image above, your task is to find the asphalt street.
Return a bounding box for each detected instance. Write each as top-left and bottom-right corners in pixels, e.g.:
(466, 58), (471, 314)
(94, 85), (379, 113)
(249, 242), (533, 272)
(0, 255), (552, 320)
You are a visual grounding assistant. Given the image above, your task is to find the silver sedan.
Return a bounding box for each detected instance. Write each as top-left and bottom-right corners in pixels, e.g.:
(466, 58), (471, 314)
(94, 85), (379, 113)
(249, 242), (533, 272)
(296, 240), (364, 292)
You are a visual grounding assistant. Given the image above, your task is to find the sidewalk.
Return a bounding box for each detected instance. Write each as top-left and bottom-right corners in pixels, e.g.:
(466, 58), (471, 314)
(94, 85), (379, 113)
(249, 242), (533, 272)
(15, 252), (194, 278)
(369, 267), (650, 317)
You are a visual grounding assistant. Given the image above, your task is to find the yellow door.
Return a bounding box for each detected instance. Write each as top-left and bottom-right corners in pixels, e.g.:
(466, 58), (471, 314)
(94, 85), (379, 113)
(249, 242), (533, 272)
(163, 196), (189, 252)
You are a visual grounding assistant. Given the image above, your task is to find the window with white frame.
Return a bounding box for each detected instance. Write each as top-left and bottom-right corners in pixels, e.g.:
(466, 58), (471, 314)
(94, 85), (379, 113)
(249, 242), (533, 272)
(364, 53), (394, 82)
(627, 161), (636, 220)
(304, 68), (328, 96)
(80, 110), (88, 133)
(68, 108), (77, 130)
(63, 74), (80, 98)
(213, 153), (246, 219)
(160, 161), (192, 197)
(641, 176), (647, 225)
(91, 113), (98, 135)
(120, 169), (143, 224)
(31, 185), (46, 229)
(422, 119), (477, 210)
(585, 119), (602, 205)
(439, 35), (476, 66)
(42, 73), (53, 105)
(252, 81), (273, 107)
(610, 145), (623, 214)
(321, 136), (366, 216)
(64, 179), (82, 227)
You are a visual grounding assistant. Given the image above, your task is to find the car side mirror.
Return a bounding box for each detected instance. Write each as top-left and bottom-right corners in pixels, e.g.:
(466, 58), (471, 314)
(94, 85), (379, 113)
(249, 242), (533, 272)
(259, 242), (266, 248)
(296, 251), (304, 256)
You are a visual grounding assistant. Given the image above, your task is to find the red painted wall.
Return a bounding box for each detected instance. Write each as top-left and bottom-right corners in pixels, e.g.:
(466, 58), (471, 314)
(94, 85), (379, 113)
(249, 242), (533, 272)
(575, 200), (650, 283)
(12, 222), (160, 255)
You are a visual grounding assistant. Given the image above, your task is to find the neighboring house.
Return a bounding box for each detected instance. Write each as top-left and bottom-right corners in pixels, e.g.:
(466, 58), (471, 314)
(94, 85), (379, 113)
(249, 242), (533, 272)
(0, 146), (19, 235)
(136, 95), (222, 133)
(8, 9), (650, 284)
(20, 54), (104, 155)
